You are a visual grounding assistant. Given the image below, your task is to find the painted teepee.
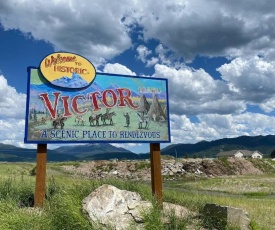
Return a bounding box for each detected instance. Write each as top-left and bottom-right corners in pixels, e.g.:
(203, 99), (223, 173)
(138, 94), (150, 113)
(148, 94), (166, 121)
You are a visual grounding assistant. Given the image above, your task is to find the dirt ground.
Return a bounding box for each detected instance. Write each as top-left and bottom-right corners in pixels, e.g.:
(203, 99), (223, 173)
(60, 158), (274, 181)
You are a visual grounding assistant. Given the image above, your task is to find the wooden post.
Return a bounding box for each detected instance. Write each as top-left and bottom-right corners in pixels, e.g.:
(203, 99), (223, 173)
(34, 144), (47, 207)
(150, 143), (163, 207)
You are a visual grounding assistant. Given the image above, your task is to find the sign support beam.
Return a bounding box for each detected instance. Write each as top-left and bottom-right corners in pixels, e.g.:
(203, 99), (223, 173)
(150, 143), (163, 207)
(34, 144), (47, 207)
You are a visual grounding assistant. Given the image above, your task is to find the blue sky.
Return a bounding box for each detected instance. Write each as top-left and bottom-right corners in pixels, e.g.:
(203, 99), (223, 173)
(1, 0), (275, 153)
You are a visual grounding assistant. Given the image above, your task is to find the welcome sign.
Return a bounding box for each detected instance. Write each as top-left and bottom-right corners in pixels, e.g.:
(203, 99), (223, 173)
(24, 52), (170, 143)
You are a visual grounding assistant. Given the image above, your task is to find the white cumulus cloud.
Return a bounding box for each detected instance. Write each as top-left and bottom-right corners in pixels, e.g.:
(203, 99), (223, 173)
(132, 0), (275, 61)
(102, 63), (136, 76)
(0, 0), (133, 66)
(2, 0), (275, 65)
(170, 112), (275, 144)
(153, 64), (245, 115)
(136, 45), (152, 63)
(218, 56), (275, 112)
(0, 75), (26, 119)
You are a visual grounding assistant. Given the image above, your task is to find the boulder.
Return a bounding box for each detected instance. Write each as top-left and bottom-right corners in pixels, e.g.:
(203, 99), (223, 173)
(82, 184), (143, 229)
(82, 184), (193, 230)
(162, 203), (191, 224)
(203, 203), (251, 230)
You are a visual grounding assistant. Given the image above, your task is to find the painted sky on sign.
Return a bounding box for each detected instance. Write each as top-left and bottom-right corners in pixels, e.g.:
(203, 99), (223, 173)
(95, 74), (167, 93)
(30, 70), (167, 94)
(29, 69), (167, 98)
(1, 1), (275, 154)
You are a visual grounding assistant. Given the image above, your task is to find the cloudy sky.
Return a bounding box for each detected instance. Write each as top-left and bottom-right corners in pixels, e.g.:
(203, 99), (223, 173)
(1, 0), (275, 153)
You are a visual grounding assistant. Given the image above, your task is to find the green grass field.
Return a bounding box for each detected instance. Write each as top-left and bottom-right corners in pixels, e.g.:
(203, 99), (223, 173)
(0, 162), (274, 229)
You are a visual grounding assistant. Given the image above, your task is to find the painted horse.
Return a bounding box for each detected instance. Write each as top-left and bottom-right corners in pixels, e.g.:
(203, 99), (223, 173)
(89, 113), (102, 126)
(101, 111), (116, 125)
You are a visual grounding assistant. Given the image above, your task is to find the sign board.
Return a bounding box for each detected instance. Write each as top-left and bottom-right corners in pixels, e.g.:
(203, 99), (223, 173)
(24, 52), (170, 144)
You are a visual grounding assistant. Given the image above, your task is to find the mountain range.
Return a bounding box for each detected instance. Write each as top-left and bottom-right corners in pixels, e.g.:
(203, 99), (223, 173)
(0, 143), (140, 162)
(54, 143), (139, 160)
(161, 135), (275, 158)
(0, 135), (274, 162)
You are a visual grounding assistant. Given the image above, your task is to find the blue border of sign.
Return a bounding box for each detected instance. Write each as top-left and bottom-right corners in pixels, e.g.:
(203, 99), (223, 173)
(24, 64), (171, 144)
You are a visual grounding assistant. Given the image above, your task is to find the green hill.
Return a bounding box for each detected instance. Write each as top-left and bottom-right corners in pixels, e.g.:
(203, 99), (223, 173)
(0, 143), (137, 162)
(0, 143), (78, 162)
(161, 135), (275, 158)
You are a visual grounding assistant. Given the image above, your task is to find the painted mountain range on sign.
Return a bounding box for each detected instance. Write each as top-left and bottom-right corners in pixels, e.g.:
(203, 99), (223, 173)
(51, 72), (89, 88)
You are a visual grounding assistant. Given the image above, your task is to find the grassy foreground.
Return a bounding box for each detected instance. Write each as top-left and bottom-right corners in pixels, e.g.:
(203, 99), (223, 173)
(0, 162), (274, 229)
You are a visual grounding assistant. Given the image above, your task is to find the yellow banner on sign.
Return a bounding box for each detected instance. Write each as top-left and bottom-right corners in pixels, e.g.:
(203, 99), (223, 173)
(40, 52), (96, 89)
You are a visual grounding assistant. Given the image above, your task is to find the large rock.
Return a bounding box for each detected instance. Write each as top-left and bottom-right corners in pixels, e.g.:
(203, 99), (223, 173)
(82, 184), (149, 229)
(82, 184), (193, 230)
(203, 203), (251, 230)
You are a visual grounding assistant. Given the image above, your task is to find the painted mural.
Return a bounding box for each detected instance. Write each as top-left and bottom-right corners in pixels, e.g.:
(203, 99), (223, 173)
(25, 60), (170, 143)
